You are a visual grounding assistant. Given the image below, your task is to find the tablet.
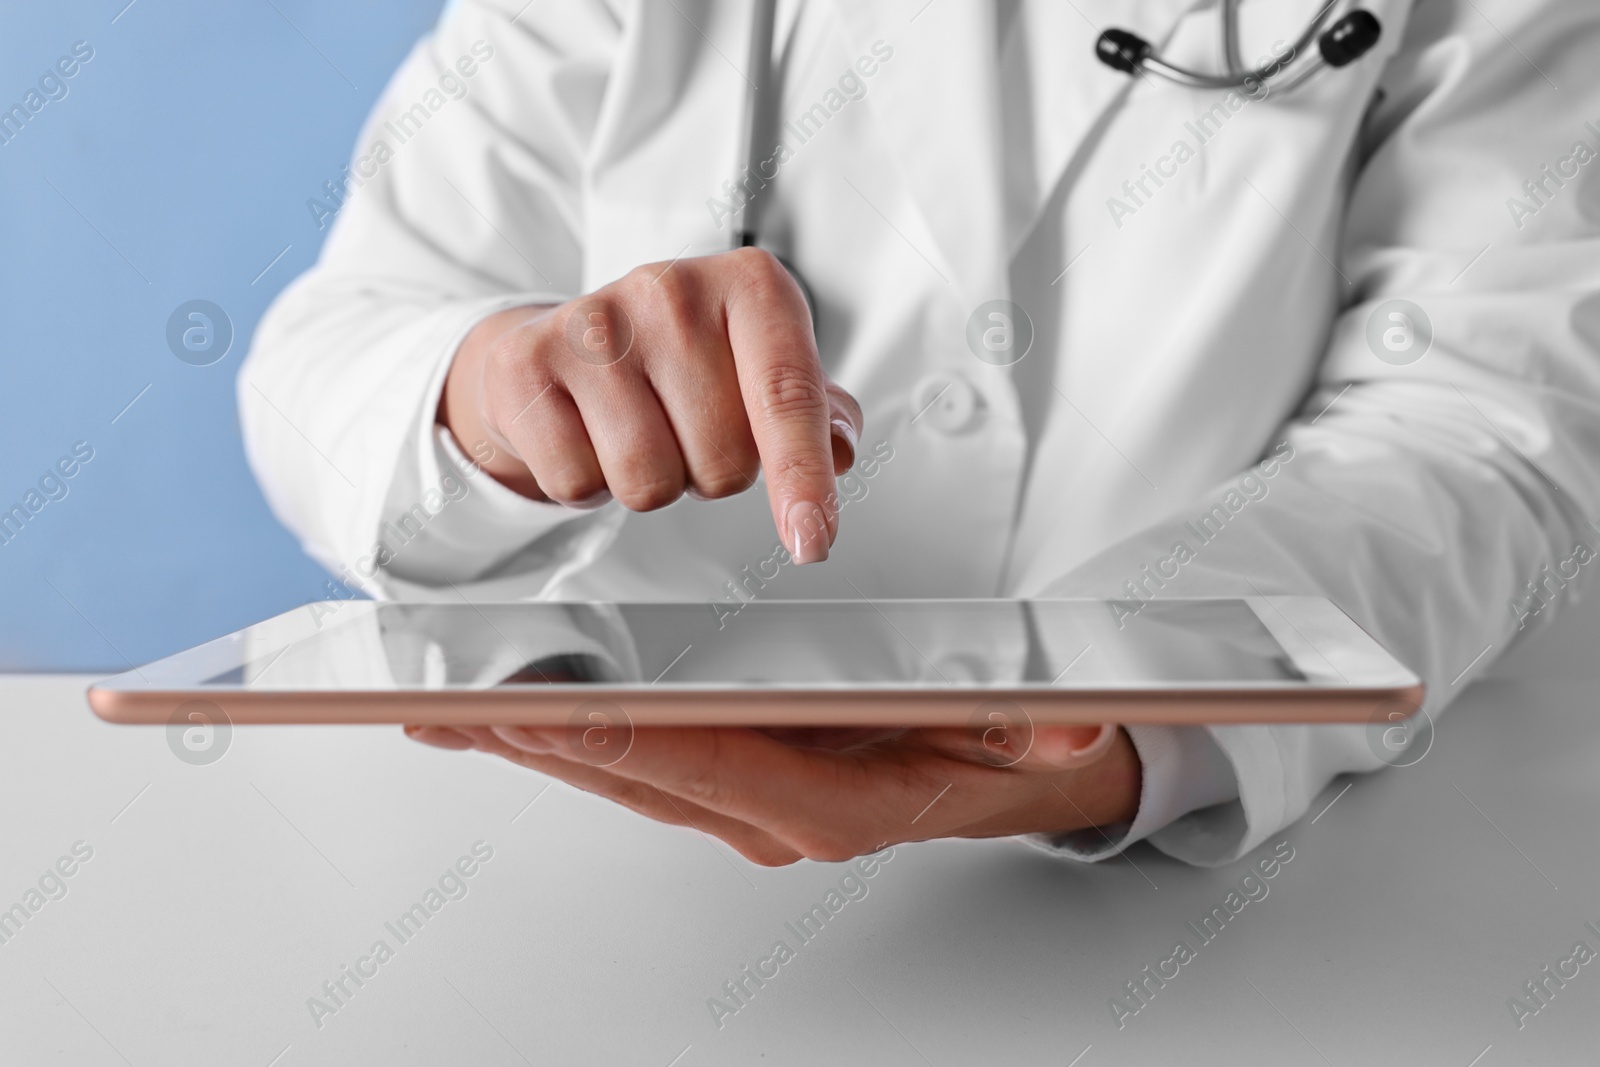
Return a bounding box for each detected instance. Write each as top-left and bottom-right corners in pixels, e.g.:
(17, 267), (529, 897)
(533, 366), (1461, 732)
(87, 597), (1422, 727)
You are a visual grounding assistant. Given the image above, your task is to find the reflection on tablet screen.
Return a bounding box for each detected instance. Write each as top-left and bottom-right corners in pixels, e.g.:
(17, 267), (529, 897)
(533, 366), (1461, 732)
(207, 600), (1305, 691)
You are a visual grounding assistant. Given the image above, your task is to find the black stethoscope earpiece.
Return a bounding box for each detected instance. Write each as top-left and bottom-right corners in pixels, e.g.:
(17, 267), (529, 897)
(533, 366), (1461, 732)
(1318, 10), (1382, 68)
(1096, 5), (1381, 92)
(1095, 28), (1153, 76)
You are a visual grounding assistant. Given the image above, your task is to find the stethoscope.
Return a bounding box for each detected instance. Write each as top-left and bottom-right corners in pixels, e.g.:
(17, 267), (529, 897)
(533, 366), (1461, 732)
(732, 0), (815, 314)
(1096, 0), (1381, 94)
(731, 0), (1383, 298)
(735, 0), (781, 252)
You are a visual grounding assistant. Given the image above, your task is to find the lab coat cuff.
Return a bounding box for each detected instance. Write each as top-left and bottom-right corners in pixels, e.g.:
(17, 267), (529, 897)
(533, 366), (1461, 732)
(1020, 724), (1241, 863)
(1139, 725), (1289, 867)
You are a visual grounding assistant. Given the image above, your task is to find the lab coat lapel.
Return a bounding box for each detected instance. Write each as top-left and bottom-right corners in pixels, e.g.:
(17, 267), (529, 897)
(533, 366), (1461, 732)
(580, 0), (753, 291)
(1008, 0), (1206, 255)
(828, 0), (1209, 298)
(575, 0), (1207, 297)
(828, 0), (1010, 306)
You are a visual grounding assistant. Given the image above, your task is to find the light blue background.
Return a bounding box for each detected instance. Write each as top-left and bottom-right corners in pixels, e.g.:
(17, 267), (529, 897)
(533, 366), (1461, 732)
(0, 1), (445, 671)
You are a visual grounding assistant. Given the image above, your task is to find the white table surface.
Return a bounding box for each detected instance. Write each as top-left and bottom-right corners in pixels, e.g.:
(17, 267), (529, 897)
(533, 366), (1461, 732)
(1, 672), (1596, 1066)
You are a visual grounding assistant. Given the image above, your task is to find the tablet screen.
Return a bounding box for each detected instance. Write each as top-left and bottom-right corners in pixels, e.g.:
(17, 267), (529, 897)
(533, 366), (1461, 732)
(201, 599), (1307, 691)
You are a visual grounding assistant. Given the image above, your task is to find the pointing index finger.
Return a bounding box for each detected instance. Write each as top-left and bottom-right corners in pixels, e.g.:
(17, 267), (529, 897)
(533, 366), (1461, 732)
(723, 252), (846, 564)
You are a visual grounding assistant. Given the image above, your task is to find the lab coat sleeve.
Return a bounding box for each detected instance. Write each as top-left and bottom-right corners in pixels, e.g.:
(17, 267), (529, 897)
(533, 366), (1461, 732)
(238, 0), (627, 597)
(1022, 724), (1242, 862)
(1036, 0), (1600, 866)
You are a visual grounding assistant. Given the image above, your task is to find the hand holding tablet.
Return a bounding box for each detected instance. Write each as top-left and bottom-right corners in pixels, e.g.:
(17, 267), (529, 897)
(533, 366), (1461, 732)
(88, 595), (1420, 865)
(408, 715), (1140, 867)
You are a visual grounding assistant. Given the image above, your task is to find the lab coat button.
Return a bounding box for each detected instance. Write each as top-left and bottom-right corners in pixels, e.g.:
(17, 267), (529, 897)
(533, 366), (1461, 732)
(910, 373), (982, 435)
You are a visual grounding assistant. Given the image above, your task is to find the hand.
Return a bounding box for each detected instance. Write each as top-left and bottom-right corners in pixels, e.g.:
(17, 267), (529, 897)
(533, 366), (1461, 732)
(406, 721), (1142, 866)
(441, 248), (862, 563)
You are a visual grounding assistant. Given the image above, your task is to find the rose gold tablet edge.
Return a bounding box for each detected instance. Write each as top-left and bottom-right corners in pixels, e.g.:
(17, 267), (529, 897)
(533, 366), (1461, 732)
(87, 681), (1425, 727)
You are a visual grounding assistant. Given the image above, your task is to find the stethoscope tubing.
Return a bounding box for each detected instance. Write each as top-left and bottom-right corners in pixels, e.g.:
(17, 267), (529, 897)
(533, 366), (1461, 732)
(736, 0), (781, 249)
(1138, 0), (1339, 90)
(733, 0), (1373, 287)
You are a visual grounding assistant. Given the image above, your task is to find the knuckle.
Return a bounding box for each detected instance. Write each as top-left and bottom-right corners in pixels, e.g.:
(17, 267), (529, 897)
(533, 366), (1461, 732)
(729, 245), (787, 285)
(629, 262), (700, 329)
(751, 366), (828, 421)
(765, 453), (836, 498)
(690, 444), (759, 499)
(563, 293), (605, 329)
(692, 467), (757, 500)
(617, 266), (657, 301)
(560, 294), (634, 366)
(571, 292), (621, 325)
(726, 246), (805, 312)
(485, 327), (540, 384)
(614, 473), (685, 513)
(538, 463), (605, 506)
(493, 381), (560, 432)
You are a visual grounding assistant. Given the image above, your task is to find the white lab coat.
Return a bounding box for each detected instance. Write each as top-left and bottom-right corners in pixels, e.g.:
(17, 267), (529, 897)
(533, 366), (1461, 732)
(240, 0), (1600, 866)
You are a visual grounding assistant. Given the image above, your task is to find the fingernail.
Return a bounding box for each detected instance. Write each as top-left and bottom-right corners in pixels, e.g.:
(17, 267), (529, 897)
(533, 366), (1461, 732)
(830, 418), (858, 448)
(830, 418), (858, 470)
(785, 501), (830, 564)
(1067, 725), (1118, 762)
